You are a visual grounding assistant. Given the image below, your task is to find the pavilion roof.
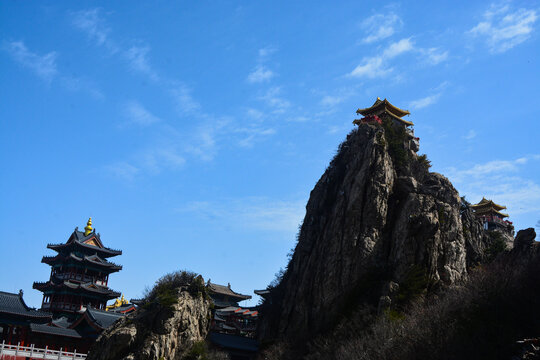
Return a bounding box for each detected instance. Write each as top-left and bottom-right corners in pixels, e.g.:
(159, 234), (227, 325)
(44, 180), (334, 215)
(207, 282), (252, 301)
(356, 98), (413, 126)
(471, 197), (507, 211)
(70, 306), (124, 331)
(0, 291), (51, 319)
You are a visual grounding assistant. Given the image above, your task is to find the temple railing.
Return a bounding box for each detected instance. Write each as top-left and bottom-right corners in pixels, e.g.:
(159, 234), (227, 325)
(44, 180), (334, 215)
(0, 341), (86, 360)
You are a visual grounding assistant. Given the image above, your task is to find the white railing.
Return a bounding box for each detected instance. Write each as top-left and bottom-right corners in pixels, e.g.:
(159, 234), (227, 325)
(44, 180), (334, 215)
(0, 341), (86, 360)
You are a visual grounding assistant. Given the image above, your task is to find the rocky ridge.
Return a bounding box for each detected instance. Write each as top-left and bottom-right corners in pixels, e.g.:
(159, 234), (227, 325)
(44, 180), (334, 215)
(87, 287), (212, 360)
(258, 122), (510, 347)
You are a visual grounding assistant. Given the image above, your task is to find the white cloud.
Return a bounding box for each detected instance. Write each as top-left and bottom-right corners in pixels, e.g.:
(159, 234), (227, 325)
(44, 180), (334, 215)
(383, 38), (414, 58)
(105, 162), (140, 180)
(446, 155), (540, 218)
(463, 129), (477, 140)
(140, 147), (186, 173)
(125, 46), (159, 81)
(258, 46), (277, 58)
(350, 57), (391, 78)
(349, 38), (414, 79)
(247, 65), (274, 83)
(3, 41), (58, 81)
(70, 8), (118, 52)
(234, 127), (276, 148)
(469, 3), (538, 53)
(360, 13), (403, 44)
(179, 197), (305, 233)
(422, 48), (449, 65)
(170, 86), (201, 115)
(259, 87), (291, 113)
(409, 93), (441, 109)
(124, 101), (161, 126)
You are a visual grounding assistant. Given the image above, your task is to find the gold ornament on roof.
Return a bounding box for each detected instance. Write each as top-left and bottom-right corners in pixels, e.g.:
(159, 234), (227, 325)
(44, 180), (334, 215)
(84, 217), (93, 236)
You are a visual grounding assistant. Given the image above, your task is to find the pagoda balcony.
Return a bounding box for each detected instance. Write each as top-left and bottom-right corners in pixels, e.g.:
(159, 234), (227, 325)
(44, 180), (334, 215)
(54, 273), (108, 286)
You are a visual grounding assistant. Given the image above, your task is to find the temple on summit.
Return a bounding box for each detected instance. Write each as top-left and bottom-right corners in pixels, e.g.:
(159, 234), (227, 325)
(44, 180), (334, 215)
(471, 197), (514, 233)
(353, 97), (412, 126)
(353, 97), (419, 152)
(33, 218), (122, 315)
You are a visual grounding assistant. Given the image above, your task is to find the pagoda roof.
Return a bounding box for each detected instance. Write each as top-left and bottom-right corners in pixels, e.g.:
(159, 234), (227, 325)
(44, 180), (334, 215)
(47, 229), (122, 258)
(356, 98), (413, 126)
(42, 253), (122, 272)
(0, 291), (52, 320)
(71, 307), (124, 331)
(33, 279), (120, 299)
(471, 197), (507, 211)
(30, 323), (82, 339)
(207, 282), (252, 302)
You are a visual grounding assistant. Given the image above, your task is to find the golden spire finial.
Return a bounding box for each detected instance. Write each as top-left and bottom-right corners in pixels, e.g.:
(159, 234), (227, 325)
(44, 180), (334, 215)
(84, 217), (93, 236)
(377, 96), (381, 100)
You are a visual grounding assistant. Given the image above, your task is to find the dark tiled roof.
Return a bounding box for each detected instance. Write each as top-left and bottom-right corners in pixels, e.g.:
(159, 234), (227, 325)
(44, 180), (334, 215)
(42, 253), (122, 271)
(108, 304), (136, 314)
(30, 323), (82, 338)
(207, 282), (251, 301)
(52, 316), (73, 328)
(209, 332), (259, 352)
(47, 230), (122, 258)
(85, 307), (124, 329)
(0, 291), (51, 319)
(33, 280), (120, 299)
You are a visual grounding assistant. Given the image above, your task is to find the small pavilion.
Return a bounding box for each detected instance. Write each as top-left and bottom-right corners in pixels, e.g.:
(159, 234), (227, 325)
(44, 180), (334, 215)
(471, 197), (513, 232)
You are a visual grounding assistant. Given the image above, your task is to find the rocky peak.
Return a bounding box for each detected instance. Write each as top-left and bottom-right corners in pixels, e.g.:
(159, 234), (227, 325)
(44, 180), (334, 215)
(259, 122), (497, 344)
(87, 285), (212, 360)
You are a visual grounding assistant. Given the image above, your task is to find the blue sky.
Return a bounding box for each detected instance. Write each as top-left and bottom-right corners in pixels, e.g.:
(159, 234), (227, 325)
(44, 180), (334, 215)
(1, 1), (539, 308)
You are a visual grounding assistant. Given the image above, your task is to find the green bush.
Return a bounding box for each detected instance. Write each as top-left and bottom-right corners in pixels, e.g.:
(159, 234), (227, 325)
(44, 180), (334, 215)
(417, 154), (432, 169)
(381, 118), (409, 169)
(486, 231), (508, 262)
(143, 270), (207, 310)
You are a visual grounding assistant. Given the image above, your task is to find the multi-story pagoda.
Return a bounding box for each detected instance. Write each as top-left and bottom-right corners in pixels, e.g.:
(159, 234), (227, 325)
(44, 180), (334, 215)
(471, 197), (513, 233)
(33, 218), (122, 318)
(353, 97), (419, 152)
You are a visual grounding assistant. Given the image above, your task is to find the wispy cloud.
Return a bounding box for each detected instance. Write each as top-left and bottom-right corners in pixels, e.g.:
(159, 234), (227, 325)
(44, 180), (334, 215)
(3, 41), (58, 81)
(258, 46), (277, 58)
(70, 8), (118, 52)
(360, 12), (403, 44)
(234, 127), (276, 148)
(409, 93), (441, 109)
(125, 46), (159, 81)
(60, 76), (104, 99)
(247, 65), (274, 83)
(123, 101), (161, 126)
(259, 87), (291, 114)
(178, 197), (305, 233)
(446, 155), (540, 217)
(105, 161), (140, 181)
(350, 38), (414, 78)
(421, 47), (449, 65)
(469, 3), (538, 53)
(463, 129), (477, 140)
(170, 85), (201, 115)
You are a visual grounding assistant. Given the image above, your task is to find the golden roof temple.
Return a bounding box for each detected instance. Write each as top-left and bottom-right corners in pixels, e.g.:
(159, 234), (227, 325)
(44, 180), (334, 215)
(471, 197), (509, 219)
(354, 97), (413, 126)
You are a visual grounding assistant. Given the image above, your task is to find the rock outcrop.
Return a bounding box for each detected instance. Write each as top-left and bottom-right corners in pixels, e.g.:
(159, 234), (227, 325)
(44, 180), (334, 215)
(259, 123), (498, 344)
(87, 288), (212, 360)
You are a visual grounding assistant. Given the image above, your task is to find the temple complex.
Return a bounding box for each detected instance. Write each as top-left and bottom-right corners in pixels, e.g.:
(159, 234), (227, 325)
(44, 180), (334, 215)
(0, 219), (133, 354)
(33, 218), (122, 316)
(471, 198), (514, 234)
(353, 97), (419, 152)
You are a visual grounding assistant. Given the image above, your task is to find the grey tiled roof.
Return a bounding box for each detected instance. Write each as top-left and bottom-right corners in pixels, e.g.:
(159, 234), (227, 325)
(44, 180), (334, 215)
(85, 307), (124, 329)
(30, 323), (82, 338)
(52, 316), (73, 328)
(207, 282), (251, 301)
(0, 291), (51, 319)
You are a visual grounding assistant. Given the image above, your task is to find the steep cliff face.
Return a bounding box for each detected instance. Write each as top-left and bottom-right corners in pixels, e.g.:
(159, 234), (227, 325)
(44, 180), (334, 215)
(87, 289), (212, 360)
(259, 123), (497, 344)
